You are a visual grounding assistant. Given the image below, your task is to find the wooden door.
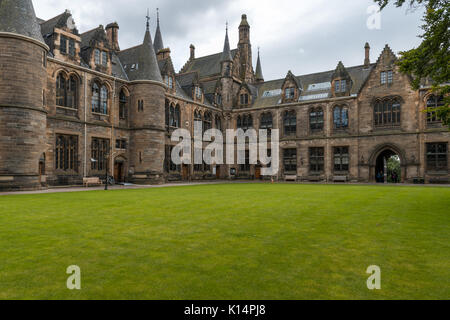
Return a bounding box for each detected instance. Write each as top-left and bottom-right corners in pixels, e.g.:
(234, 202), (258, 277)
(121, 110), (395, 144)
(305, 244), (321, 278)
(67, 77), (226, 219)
(255, 166), (261, 179)
(114, 163), (123, 183)
(182, 165), (189, 181)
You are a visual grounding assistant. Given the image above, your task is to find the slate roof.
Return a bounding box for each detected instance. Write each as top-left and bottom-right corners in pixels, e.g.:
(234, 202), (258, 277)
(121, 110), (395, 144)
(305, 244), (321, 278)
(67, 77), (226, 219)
(255, 51), (264, 81)
(117, 29), (163, 82)
(80, 26), (101, 49)
(39, 11), (72, 36)
(251, 64), (376, 109)
(181, 49), (238, 79)
(0, 0), (45, 43)
(111, 52), (128, 81)
(153, 14), (164, 53)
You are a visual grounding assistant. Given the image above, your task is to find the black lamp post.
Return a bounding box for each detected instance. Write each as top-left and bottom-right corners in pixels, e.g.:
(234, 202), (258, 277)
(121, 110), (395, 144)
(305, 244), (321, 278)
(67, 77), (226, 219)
(104, 148), (110, 190)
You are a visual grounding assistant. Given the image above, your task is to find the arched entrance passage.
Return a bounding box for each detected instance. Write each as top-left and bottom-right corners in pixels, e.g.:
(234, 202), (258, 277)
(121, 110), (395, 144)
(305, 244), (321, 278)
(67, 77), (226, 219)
(114, 156), (127, 183)
(370, 144), (406, 183)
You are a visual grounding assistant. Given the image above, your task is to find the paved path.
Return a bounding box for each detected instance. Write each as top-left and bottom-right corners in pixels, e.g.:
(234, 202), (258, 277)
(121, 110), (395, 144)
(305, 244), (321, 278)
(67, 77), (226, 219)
(0, 180), (448, 196)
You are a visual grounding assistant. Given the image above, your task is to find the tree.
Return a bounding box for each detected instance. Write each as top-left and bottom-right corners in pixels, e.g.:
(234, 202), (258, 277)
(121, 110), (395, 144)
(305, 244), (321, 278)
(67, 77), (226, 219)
(375, 0), (449, 128)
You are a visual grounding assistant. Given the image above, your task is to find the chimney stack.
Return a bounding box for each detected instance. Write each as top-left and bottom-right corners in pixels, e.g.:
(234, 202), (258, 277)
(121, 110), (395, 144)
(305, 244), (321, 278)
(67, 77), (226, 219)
(190, 44), (195, 60)
(106, 22), (120, 51)
(364, 42), (370, 67)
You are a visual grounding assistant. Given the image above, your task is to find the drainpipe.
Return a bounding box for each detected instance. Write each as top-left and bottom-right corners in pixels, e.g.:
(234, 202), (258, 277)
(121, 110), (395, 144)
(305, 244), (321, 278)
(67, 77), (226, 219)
(84, 71), (87, 178)
(111, 78), (116, 175)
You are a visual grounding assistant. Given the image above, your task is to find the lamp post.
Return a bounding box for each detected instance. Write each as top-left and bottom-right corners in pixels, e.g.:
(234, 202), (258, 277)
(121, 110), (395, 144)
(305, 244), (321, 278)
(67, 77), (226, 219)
(105, 148), (110, 190)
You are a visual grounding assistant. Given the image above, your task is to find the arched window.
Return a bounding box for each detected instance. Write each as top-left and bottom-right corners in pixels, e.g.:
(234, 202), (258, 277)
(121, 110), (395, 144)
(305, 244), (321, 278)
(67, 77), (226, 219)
(333, 105), (349, 129)
(374, 98), (401, 127)
(215, 115), (222, 131)
(194, 111), (202, 129)
(426, 95), (444, 123)
(203, 112), (212, 133)
(283, 110), (296, 136)
(56, 74), (66, 107)
(240, 93), (249, 106)
(260, 112), (273, 135)
(56, 73), (77, 109)
(100, 86), (108, 114)
(175, 105), (181, 128)
(119, 90), (127, 120)
(169, 104), (175, 127)
(92, 83), (108, 114)
(91, 83), (100, 113)
(310, 107), (324, 131)
(237, 114), (253, 130)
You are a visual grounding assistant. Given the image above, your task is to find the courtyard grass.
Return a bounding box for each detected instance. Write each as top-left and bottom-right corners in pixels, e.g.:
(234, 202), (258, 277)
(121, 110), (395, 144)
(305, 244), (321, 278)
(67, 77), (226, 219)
(0, 183), (448, 300)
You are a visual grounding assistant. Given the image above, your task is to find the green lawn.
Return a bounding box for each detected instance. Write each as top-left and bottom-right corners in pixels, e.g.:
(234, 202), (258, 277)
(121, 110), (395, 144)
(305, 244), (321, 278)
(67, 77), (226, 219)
(0, 184), (449, 300)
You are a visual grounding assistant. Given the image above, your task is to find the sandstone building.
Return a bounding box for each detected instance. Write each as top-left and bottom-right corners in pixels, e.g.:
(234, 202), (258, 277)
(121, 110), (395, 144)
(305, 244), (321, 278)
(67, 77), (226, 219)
(0, 0), (448, 190)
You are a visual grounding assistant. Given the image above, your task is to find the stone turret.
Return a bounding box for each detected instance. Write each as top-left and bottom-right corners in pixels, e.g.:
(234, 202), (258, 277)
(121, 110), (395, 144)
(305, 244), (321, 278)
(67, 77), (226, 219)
(128, 14), (166, 185)
(0, 0), (49, 190)
(238, 14), (254, 83)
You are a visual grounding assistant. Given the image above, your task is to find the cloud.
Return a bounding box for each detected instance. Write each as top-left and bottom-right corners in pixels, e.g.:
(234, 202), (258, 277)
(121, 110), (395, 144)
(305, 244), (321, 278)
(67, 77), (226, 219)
(34, 0), (425, 80)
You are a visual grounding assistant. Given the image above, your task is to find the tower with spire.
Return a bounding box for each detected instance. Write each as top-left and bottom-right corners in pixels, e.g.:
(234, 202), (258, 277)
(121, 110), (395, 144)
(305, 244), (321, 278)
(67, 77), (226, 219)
(127, 12), (166, 185)
(238, 14), (254, 83)
(0, 0), (49, 191)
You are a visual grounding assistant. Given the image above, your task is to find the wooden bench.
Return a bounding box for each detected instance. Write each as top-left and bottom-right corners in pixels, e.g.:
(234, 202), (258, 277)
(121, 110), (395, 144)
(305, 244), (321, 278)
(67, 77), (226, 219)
(83, 177), (101, 187)
(307, 176), (322, 182)
(284, 175), (297, 182)
(333, 176), (348, 182)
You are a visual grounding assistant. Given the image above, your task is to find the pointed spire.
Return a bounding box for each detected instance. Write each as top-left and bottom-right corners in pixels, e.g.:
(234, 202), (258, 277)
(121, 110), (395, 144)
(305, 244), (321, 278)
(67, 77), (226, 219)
(221, 23), (232, 62)
(153, 8), (164, 53)
(0, 0), (45, 44)
(146, 8), (150, 31)
(133, 14), (163, 82)
(255, 47), (264, 82)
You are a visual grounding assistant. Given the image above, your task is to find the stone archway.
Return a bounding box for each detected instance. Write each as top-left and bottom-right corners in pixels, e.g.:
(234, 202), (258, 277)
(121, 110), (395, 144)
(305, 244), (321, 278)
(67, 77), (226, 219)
(369, 144), (406, 183)
(114, 156), (127, 183)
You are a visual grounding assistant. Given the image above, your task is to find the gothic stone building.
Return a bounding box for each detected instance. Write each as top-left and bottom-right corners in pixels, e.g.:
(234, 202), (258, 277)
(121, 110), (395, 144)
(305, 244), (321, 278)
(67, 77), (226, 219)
(0, 0), (448, 191)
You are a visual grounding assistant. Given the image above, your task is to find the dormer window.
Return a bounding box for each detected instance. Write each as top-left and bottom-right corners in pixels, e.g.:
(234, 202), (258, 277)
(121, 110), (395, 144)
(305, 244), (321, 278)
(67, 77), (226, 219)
(216, 94), (222, 106)
(60, 36), (67, 54)
(240, 93), (249, 106)
(335, 80), (347, 93)
(101, 51), (108, 67)
(164, 75), (173, 89)
(94, 49), (100, 65)
(68, 39), (75, 56)
(195, 87), (202, 99)
(285, 88), (295, 100)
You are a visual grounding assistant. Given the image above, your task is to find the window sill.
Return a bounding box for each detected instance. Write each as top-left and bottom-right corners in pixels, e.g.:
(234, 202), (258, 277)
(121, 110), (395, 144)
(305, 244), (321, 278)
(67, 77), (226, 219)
(426, 171), (448, 176)
(92, 112), (109, 117)
(56, 106), (78, 111)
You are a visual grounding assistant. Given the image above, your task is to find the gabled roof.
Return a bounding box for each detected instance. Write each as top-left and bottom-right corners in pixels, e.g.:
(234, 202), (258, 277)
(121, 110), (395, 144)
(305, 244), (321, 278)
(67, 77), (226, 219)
(0, 0), (45, 44)
(332, 61), (351, 80)
(180, 49), (238, 79)
(80, 26), (105, 49)
(39, 10), (77, 37)
(282, 70), (302, 90)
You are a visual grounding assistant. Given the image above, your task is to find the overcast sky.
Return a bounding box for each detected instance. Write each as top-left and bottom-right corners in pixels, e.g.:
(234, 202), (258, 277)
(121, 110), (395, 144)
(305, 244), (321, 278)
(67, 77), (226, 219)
(34, 0), (425, 80)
